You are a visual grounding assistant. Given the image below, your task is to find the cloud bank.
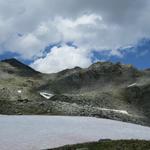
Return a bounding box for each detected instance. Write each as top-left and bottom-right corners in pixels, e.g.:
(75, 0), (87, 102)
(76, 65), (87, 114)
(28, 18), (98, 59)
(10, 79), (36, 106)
(31, 44), (91, 73)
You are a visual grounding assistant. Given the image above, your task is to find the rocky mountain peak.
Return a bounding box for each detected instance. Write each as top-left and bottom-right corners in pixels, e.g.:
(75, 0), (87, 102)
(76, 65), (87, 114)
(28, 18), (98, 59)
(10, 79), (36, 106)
(0, 58), (39, 76)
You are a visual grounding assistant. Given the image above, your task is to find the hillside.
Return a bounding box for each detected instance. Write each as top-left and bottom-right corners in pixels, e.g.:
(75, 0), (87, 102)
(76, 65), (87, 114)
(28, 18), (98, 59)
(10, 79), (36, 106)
(0, 58), (150, 126)
(49, 140), (150, 150)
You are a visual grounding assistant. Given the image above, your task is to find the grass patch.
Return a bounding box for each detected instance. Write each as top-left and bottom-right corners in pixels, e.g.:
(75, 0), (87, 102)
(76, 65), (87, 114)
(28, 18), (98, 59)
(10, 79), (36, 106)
(48, 140), (150, 150)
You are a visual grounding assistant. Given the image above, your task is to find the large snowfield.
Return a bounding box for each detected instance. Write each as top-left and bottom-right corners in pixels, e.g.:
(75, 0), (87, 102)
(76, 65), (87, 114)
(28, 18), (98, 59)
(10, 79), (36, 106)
(0, 115), (150, 150)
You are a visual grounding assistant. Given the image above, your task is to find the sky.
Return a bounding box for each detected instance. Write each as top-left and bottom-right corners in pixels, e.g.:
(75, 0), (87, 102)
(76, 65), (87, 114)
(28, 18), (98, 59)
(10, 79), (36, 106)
(0, 0), (150, 73)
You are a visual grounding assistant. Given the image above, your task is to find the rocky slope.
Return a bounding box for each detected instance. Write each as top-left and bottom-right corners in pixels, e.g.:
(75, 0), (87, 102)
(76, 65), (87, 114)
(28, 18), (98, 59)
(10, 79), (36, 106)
(0, 58), (150, 126)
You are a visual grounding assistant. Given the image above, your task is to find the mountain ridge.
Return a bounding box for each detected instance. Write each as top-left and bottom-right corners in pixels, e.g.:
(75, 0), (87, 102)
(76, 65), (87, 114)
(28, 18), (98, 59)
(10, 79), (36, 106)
(1, 58), (40, 76)
(0, 58), (150, 126)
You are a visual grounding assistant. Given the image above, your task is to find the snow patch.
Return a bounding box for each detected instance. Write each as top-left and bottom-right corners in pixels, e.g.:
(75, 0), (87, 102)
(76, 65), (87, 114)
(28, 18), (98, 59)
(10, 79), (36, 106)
(17, 90), (22, 94)
(127, 83), (137, 88)
(0, 116), (150, 150)
(99, 108), (129, 115)
(40, 92), (54, 99)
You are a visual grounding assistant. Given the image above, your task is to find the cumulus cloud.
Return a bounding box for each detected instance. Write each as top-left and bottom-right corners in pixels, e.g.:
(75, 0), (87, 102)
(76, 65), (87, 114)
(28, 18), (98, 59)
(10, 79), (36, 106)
(7, 34), (43, 58)
(31, 44), (91, 73)
(0, 0), (150, 72)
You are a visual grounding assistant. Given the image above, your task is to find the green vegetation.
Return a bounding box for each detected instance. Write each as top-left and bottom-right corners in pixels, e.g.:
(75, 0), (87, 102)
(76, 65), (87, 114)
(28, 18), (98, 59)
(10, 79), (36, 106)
(48, 140), (150, 150)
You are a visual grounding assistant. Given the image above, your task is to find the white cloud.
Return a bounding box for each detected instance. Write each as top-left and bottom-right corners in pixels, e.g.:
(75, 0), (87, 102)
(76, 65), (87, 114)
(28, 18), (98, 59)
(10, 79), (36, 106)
(8, 34), (43, 58)
(5, 20), (61, 59)
(54, 14), (106, 45)
(3, 13), (121, 60)
(31, 44), (91, 73)
(0, 0), (150, 72)
(56, 14), (102, 28)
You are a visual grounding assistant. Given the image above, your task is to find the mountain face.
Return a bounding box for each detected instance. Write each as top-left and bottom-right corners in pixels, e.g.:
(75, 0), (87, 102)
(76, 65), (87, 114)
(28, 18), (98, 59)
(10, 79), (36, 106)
(0, 58), (150, 126)
(0, 58), (40, 77)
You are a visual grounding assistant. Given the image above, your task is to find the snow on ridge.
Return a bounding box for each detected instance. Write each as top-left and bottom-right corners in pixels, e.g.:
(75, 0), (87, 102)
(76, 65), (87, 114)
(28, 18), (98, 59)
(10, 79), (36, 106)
(99, 108), (129, 115)
(127, 83), (137, 88)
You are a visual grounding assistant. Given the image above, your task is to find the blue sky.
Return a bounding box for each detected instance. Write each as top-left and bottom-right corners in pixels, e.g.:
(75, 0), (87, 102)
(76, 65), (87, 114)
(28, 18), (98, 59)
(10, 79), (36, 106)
(0, 0), (150, 73)
(91, 38), (150, 70)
